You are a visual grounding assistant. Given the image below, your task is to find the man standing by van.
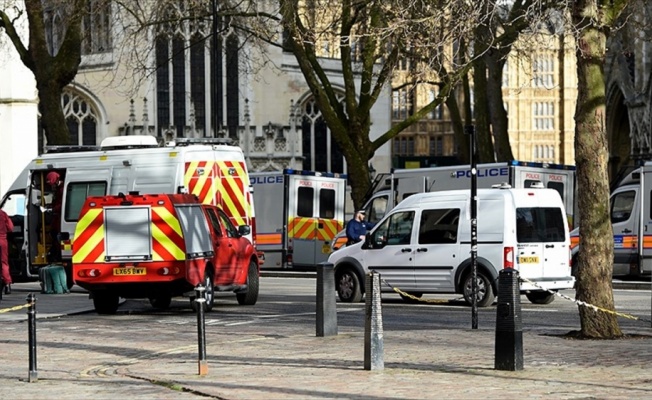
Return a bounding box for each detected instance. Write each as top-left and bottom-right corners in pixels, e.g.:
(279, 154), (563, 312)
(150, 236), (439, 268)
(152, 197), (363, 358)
(346, 210), (373, 246)
(0, 208), (14, 295)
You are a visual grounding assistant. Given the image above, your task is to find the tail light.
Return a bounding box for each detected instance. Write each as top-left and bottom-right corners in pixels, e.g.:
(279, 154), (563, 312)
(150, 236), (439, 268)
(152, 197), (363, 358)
(158, 267), (181, 276)
(504, 247), (514, 269)
(286, 246), (293, 267)
(78, 269), (101, 278)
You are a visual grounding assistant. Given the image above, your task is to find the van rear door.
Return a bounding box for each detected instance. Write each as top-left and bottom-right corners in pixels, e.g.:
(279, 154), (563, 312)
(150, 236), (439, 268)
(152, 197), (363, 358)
(515, 206), (569, 280)
(512, 166), (576, 228)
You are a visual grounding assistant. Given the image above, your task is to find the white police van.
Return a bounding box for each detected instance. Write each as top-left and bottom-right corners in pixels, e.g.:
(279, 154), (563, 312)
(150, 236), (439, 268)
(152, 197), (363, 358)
(328, 184), (574, 306)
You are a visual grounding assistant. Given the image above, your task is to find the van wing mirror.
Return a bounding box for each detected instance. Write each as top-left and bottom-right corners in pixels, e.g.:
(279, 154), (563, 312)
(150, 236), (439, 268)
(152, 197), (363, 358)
(59, 232), (70, 240)
(363, 233), (386, 249)
(238, 225), (251, 236)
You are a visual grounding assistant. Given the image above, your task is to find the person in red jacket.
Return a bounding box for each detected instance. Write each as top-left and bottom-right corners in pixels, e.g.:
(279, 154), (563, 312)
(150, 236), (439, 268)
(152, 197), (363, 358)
(0, 208), (14, 295)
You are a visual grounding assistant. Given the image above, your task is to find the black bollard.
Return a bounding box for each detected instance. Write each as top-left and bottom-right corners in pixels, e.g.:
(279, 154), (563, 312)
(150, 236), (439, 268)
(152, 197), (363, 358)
(494, 269), (523, 371)
(27, 293), (38, 382)
(316, 262), (337, 337)
(364, 270), (383, 371)
(194, 285), (208, 376)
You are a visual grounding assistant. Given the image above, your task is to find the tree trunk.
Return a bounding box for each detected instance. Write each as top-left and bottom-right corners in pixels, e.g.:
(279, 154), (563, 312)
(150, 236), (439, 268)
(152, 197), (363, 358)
(485, 52), (513, 162)
(446, 95), (470, 163)
(472, 58), (495, 163)
(572, 0), (622, 338)
(36, 80), (70, 145)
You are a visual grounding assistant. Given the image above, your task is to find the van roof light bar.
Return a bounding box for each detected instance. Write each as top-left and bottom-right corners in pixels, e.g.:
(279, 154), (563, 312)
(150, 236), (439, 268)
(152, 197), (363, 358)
(173, 137), (233, 146)
(45, 145), (100, 153)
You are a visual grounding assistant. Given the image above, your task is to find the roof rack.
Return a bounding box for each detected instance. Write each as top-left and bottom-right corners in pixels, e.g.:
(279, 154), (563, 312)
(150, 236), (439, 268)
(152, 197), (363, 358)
(45, 145), (100, 154)
(172, 137), (233, 146)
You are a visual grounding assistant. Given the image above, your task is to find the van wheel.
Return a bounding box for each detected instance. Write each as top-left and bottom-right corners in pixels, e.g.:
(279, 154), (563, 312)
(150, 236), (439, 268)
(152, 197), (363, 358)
(399, 292), (423, 303)
(93, 292), (120, 315)
(149, 296), (172, 309)
(462, 271), (495, 307)
(336, 268), (362, 303)
(236, 260), (259, 305)
(191, 270), (215, 312)
(526, 291), (556, 305)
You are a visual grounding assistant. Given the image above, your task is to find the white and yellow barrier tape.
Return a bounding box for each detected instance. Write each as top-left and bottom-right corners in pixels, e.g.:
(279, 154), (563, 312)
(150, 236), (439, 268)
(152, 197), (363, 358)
(519, 276), (651, 324)
(380, 277), (461, 304)
(0, 303), (31, 314)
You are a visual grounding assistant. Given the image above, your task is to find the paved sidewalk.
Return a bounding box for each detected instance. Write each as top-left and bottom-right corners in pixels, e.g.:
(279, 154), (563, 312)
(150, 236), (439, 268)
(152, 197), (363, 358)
(1, 281), (651, 399)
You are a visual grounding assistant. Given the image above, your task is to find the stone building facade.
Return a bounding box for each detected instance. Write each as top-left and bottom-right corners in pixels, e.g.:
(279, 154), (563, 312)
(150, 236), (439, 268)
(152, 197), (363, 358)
(0, 1), (392, 197)
(604, 0), (652, 182)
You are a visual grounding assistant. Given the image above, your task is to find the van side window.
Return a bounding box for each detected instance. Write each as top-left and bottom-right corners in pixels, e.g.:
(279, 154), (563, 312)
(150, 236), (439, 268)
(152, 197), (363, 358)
(418, 208), (460, 244)
(611, 190), (635, 223)
(65, 182), (106, 222)
(319, 188), (335, 219)
(547, 181), (564, 201)
(516, 207), (566, 243)
(204, 208), (223, 237)
(297, 186), (314, 217)
(371, 211), (414, 246)
(368, 195), (388, 224)
(217, 209), (238, 238)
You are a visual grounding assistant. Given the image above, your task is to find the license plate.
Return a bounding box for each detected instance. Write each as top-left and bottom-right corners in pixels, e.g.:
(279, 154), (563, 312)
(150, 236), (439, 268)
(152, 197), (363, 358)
(322, 244), (332, 254)
(113, 267), (146, 276)
(519, 256), (539, 264)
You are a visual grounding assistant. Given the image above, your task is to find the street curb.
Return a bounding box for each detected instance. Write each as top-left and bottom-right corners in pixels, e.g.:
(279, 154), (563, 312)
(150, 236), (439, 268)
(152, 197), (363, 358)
(612, 281), (651, 291)
(261, 271), (651, 291)
(261, 271), (316, 278)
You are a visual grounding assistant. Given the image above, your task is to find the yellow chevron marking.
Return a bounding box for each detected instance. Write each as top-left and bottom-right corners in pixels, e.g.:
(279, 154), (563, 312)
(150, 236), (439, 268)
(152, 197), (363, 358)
(152, 206), (183, 238)
(73, 224), (105, 264)
(151, 223), (185, 261)
(76, 208), (102, 238)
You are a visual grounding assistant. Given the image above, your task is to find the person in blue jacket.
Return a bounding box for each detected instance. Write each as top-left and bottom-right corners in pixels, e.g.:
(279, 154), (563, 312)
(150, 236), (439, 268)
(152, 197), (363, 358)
(346, 210), (374, 246)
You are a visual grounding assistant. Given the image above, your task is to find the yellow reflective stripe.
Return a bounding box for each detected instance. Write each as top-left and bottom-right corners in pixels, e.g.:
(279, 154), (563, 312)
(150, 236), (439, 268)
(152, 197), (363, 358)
(151, 249), (163, 261)
(191, 161), (212, 198)
(72, 224), (105, 264)
(184, 161), (198, 186)
(151, 222), (185, 261)
(152, 206), (183, 238)
(75, 208), (102, 238)
(217, 161), (246, 226)
(290, 217), (312, 238)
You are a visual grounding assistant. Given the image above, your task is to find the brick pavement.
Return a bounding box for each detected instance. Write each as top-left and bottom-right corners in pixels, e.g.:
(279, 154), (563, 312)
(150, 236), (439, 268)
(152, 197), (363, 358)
(1, 282), (651, 399)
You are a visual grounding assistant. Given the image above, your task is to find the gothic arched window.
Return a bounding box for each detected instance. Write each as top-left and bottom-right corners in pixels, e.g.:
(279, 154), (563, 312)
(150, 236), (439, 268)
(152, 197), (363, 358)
(301, 98), (344, 174)
(61, 89), (98, 146)
(155, 4), (239, 139)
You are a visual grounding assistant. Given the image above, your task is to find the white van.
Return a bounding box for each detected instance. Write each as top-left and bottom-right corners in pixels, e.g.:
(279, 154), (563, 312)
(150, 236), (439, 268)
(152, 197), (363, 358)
(328, 185), (574, 306)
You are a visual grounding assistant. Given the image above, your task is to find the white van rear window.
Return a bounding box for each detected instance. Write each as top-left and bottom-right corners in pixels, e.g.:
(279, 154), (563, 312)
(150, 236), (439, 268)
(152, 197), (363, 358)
(516, 207), (565, 243)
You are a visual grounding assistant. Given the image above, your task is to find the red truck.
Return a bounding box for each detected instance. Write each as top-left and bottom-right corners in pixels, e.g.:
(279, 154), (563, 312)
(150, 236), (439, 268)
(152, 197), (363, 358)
(72, 193), (259, 314)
